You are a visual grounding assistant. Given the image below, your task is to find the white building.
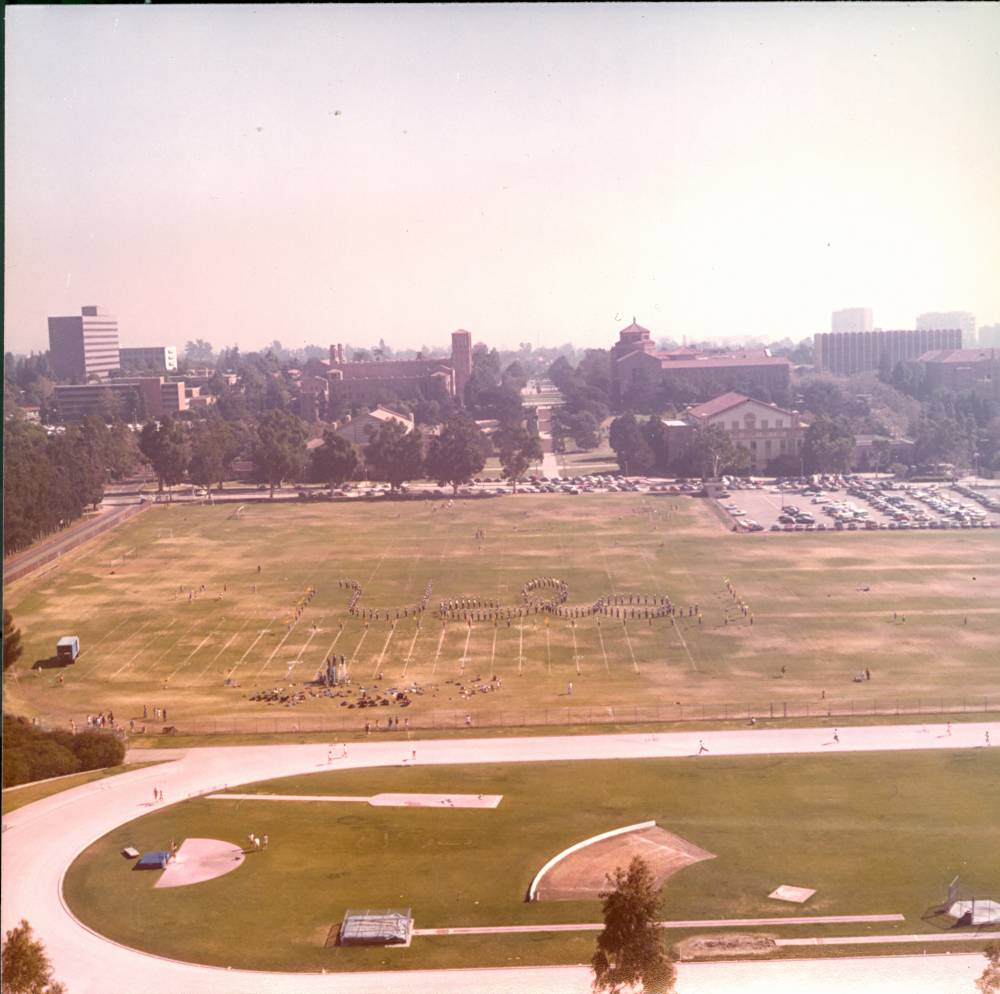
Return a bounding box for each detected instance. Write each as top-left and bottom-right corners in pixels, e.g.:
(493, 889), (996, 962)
(687, 392), (807, 473)
(831, 308), (873, 334)
(119, 345), (178, 372)
(916, 311), (976, 348)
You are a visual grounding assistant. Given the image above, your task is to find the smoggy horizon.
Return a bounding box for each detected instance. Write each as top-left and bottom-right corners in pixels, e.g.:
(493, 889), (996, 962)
(5, 4), (1000, 356)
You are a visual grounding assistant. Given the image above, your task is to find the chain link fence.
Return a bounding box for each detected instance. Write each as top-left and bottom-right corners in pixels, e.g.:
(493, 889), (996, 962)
(4, 503), (150, 586)
(125, 696), (997, 738)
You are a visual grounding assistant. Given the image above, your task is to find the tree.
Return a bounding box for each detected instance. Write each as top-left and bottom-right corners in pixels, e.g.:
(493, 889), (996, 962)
(310, 430), (360, 489)
(608, 415), (654, 475)
(251, 410), (308, 498)
(592, 856), (676, 994)
(977, 941), (1000, 994)
(803, 416), (854, 474)
(189, 416), (238, 490)
(496, 425), (543, 493)
(679, 422), (743, 479)
(184, 339), (215, 364)
(425, 416), (489, 495)
(3, 610), (23, 671)
(138, 416), (191, 493)
(1, 919), (66, 994)
(364, 420), (424, 491)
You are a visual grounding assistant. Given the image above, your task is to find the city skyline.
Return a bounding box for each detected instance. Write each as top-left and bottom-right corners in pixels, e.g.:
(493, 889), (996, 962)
(5, 3), (1000, 355)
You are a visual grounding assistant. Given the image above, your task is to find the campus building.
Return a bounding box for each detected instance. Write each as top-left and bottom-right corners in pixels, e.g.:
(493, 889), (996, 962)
(979, 324), (1000, 349)
(119, 345), (178, 372)
(831, 308), (873, 334)
(333, 406), (414, 445)
(686, 391), (806, 473)
(47, 306), (121, 381)
(813, 328), (962, 376)
(311, 331), (475, 408)
(53, 377), (188, 422)
(916, 349), (1000, 400)
(611, 319), (792, 404)
(916, 311), (976, 348)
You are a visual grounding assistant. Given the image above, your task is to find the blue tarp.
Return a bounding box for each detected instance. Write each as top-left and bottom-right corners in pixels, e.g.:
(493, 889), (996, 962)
(135, 851), (171, 870)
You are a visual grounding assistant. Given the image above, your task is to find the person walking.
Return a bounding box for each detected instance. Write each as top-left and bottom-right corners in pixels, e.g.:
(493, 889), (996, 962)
(698, 739), (709, 754)
(833, 729), (840, 744)
(263, 834), (269, 850)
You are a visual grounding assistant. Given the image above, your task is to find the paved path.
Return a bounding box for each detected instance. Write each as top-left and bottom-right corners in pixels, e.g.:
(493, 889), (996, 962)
(3, 722), (997, 994)
(3, 502), (147, 586)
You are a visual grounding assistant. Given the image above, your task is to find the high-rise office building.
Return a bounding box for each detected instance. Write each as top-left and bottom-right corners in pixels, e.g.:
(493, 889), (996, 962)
(978, 324), (1000, 349)
(916, 311), (976, 347)
(47, 306), (120, 381)
(831, 308), (873, 334)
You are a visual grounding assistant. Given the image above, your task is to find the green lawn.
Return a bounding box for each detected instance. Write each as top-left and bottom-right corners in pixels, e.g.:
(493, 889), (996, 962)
(63, 750), (1000, 971)
(5, 495), (998, 733)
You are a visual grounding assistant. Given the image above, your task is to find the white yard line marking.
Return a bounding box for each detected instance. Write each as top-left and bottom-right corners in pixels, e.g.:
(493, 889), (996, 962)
(166, 620), (227, 680)
(672, 615), (698, 672)
(571, 624), (582, 675)
(372, 625), (396, 677)
(518, 616), (525, 675)
(226, 627), (272, 680)
(621, 620), (640, 673)
(596, 621), (610, 673)
(400, 622), (422, 677)
(348, 626), (370, 678)
(490, 625), (498, 673)
(459, 624), (472, 672)
(110, 621), (175, 677)
(431, 623), (447, 674)
(134, 619), (201, 676)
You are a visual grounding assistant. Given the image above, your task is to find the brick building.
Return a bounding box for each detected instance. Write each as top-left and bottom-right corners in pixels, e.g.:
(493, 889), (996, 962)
(686, 392), (806, 473)
(916, 349), (1000, 400)
(611, 319), (791, 404)
(54, 377), (187, 422)
(334, 406), (414, 445)
(313, 331), (475, 409)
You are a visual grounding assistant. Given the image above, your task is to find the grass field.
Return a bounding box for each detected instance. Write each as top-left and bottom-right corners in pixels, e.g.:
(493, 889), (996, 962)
(63, 750), (1000, 971)
(5, 494), (999, 731)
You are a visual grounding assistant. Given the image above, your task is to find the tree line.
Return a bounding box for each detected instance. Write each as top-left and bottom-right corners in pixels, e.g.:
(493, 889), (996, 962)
(3, 416), (140, 555)
(2, 713), (125, 788)
(138, 409), (544, 498)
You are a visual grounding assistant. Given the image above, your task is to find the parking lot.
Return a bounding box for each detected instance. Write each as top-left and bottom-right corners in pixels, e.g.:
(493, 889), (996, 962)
(715, 479), (1000, 534)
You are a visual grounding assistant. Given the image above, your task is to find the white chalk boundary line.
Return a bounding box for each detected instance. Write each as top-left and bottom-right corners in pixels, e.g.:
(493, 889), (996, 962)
(528, 820), (656, 901)
(206, 792), (503, 808)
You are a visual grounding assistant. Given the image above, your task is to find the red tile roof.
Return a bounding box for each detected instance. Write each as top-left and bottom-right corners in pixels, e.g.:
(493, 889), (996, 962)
(688, 392), (798, 419)
(917, 349), (998, 364)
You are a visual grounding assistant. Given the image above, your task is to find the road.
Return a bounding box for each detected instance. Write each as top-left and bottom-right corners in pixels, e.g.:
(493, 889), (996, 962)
(3, 722), (997, 994)
(2, 501), (148, 586)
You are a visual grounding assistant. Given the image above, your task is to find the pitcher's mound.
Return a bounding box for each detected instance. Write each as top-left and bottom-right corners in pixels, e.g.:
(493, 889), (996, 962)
(534, 824), (715, 901)
(154, 838), (245, 889)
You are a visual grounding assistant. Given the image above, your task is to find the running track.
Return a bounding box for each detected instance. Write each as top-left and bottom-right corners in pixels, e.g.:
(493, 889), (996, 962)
(3, 722), (997, 994)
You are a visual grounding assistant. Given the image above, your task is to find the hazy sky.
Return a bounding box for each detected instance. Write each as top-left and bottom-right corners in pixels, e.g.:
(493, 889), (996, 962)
(5, 3), (1000, 355)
